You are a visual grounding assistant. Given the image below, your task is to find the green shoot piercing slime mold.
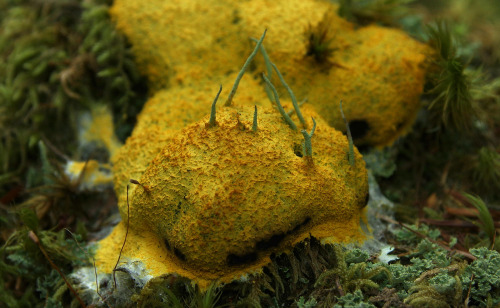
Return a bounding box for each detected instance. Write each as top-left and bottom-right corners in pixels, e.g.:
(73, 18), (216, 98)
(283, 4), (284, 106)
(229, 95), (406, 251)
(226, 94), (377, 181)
(95, 30), (369, 289)
(109, 0), (430, 147)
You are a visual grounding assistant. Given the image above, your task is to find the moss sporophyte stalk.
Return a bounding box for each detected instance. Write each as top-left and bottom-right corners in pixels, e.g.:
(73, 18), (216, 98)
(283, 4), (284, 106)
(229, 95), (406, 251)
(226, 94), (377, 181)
(80, 0), (430, 291)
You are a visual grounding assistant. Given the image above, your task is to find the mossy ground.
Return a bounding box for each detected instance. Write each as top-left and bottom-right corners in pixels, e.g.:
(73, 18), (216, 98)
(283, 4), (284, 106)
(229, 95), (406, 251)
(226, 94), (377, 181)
(1, 0), (499, 307)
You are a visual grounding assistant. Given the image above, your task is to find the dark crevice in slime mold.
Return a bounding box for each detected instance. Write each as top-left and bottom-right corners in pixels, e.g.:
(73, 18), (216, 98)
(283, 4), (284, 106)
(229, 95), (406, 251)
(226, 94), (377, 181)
(293, 143), (304, 157)
(174, 247), (187, 262)
(256, 233), (286, 251)
(227, 252), (259, 266)
(348, 119), (370, 140)
(363, 192), (369, 208)
(291, 217), (311, 232)
(226, 217), (312, 267)
(395, 115), (410, 133)
(164, 239), (171, 251)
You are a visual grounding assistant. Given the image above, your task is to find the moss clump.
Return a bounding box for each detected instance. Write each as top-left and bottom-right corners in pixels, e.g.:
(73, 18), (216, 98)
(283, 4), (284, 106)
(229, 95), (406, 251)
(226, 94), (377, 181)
(0, 0), (146, 196)
(426, 21), (475, 132)
(461, 248), (500, 307)
(0, 0), (146, 306)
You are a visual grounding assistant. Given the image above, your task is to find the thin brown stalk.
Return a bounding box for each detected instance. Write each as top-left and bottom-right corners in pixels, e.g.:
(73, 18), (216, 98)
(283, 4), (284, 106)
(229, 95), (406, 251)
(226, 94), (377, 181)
(377, 214), (477, 261)
(28, 231), (86, 308)
(113, 184), (130, 289)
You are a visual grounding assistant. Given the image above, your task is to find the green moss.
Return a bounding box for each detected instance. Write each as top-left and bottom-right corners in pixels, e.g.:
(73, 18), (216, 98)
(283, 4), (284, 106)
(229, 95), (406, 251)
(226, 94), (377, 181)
(345, 248), (370, 265)
(1, 223), (88, 307)
(472, 148), (500, 197)
(0, 2), (146, 306)
(393, 224), (441, 245)
(333, 290), (376, 308)
(304, 11), (337, 66)
(426, 21), (475, 132)
(464, 193), (496, 248)
(296, 296), (318, 308)
(0, 0), (146, 196)
(461, 248), (500, 307)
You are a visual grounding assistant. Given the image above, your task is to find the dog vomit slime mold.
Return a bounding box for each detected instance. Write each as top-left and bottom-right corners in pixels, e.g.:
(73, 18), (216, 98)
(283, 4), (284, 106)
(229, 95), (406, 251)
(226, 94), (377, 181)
(95, 32), (369, 287)
(93, 0), (431, 289)
(110, 0), (430, 147)
(96, 100), (368, 288)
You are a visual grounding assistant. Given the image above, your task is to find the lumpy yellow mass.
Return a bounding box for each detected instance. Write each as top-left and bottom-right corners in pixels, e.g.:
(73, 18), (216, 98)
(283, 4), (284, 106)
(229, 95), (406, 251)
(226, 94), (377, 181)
(95, 0), (430, 289)
(97, 101), (368, 288)
(109, 0), (430, 146)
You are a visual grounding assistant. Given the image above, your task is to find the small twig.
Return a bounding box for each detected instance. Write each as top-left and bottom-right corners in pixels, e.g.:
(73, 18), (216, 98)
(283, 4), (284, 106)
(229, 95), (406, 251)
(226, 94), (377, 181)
(335, 276), (344, 297)
(464, 273), (474, 308)
(377, 214), (477, 260)
(419, 218), (499, 228)
(40, 135), (70, 161)
(445, 207), (480, 217)
(65, 229), (105, 303)
(28, 231), (86, 308)
(75, 159), (90, 188)
(113, 184), (130, 289)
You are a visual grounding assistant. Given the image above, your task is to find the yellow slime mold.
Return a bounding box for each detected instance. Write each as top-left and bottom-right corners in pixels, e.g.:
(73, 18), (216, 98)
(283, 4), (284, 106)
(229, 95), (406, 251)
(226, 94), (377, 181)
(95, 0), (433, 288)
(240, 0), (430, 146)
(109, 0), (248, 92)
(111, 73), (269, 197)
(96, 102), (368, 288)
(110, 0), (430, 147)
(97, 29), (369, 287)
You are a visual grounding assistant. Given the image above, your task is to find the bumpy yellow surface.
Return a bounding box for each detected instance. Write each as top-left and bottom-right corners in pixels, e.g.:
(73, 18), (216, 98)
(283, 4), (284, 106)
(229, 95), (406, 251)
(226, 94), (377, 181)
(109, 0), (248, 92)
(110, 73), (269, 197)
(240, 1), (430, 146)
(96, 101), (368, 288)
(110, 0), (430, 146)
(96, 0), (431, 289)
